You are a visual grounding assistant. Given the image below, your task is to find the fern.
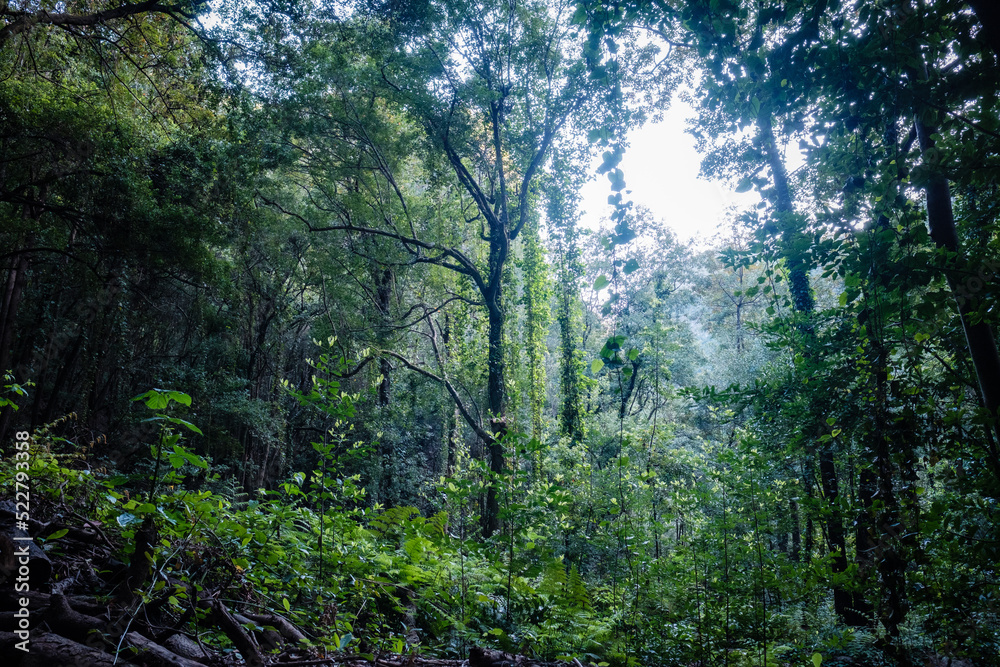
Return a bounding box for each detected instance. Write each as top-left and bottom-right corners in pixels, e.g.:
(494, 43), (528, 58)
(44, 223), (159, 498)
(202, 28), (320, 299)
(565, 564), (590, 611)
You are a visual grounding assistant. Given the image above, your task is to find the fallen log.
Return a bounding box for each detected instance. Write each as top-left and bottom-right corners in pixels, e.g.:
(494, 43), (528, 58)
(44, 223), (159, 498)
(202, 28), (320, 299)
(470, 646), (541, 667)
(0, 501), (105, 546)
(0, 631), (28, 663)
(244, 610), (309, 644)
(18, 631), (136, 667)
(0, 607), (51, 631)
(235, 610), (283, 651)
(207, 599), (266, 667)
(48, 592), (108, 644)
(126, 630), (207, 667)
(163, 633), (212, 663)
(0, 529), (52, 586)
(0, 589), (106, 616)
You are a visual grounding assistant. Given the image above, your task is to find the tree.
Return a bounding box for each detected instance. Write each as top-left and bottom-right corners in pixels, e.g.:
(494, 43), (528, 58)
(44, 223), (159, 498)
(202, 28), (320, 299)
(0, 0), (235, 445)
(258, 0), (613, 536)
(546, 156), (589, 444)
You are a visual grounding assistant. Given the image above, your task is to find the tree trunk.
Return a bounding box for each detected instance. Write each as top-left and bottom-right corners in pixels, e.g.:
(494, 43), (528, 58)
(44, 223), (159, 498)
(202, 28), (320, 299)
(0, 251), (28, 376)
(445, 405), (459, 475)
(790, 498), (801, 562)
(482, 299), (506, 538)
(376, 266), (393, 407)
(914, 114), (1000, 455)
(558, 287), (584, 443)
(819, 448), (868, 626)
(0, 250), (29, 446)
(855, 464), (878, 625)
(758, 111), (814, 313)
(761, 108), (863, 625)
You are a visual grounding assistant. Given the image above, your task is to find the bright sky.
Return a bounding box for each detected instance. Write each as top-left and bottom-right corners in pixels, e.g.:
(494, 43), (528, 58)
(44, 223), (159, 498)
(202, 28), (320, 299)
(579, 95), (759, 246)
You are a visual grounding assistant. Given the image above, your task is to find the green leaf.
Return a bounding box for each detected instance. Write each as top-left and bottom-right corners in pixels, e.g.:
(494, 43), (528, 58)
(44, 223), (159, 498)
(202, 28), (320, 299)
(591, 359), (604, 374)
(611, 228), (636, 246)
(133, 390), (169, 410)
(132, 389), (192, 410)
(735, 177), (753, 193)
(166, 391), (192, 407)
(162, 416), (203, 435)
(338, 633), (354, 650)
(283, 597), (291, 612)
(45, 528), (69, 541)
(182, 449), (209, 468)
(623, 258), (640, 274)
(608, 168), (626, 191)
(593, 275), (610, 291)
(812, 653), (823, 667)
(627, 348), (639, 361)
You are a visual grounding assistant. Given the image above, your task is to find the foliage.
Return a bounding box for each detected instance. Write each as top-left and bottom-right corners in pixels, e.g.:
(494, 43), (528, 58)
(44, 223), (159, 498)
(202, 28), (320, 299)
(3, 0), (1000, 665)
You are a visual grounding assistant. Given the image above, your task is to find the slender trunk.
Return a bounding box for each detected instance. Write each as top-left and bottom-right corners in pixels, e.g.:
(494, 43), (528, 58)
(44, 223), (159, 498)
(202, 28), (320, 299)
(803, 460), (815, 561)
(439, 315), (459, 476)
(871, 357), (905, 635)
(41, 334), (85, 425)
(855, 464), (878, 626)
(375, 267), (393, 502)
(790, 498), (801, 562)
(0, 252), (28, 375)
(759, 111), (814, 313)
(522, 217), (546, 448)
(445, 406), (459, 475)
(376, 267), (392, 407)
(618, 359), (640, 419)
(761, 109), (864, 624)
(0, 251), (29, 444)
(819, 448), (867, 626)
(896, 407), (921, 536)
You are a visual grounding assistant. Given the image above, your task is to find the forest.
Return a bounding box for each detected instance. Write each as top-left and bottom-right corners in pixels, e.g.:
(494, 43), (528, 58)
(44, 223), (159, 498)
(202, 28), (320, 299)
(1, 0), (999, 665)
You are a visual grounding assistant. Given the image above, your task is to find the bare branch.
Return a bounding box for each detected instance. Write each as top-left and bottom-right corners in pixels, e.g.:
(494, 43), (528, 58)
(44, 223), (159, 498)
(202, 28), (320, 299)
(382, 350), (494, 444)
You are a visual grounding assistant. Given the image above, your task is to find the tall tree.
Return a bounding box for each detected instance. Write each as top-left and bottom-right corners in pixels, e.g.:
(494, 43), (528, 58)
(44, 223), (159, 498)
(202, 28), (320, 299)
(257, 0), (610, 536)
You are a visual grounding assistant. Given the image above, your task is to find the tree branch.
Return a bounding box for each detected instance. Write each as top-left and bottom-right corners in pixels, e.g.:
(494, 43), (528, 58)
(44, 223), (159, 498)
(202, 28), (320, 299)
(382, 350), (494, 444)
(258, 194), (488, 296)
(0, 1), (207, 46)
